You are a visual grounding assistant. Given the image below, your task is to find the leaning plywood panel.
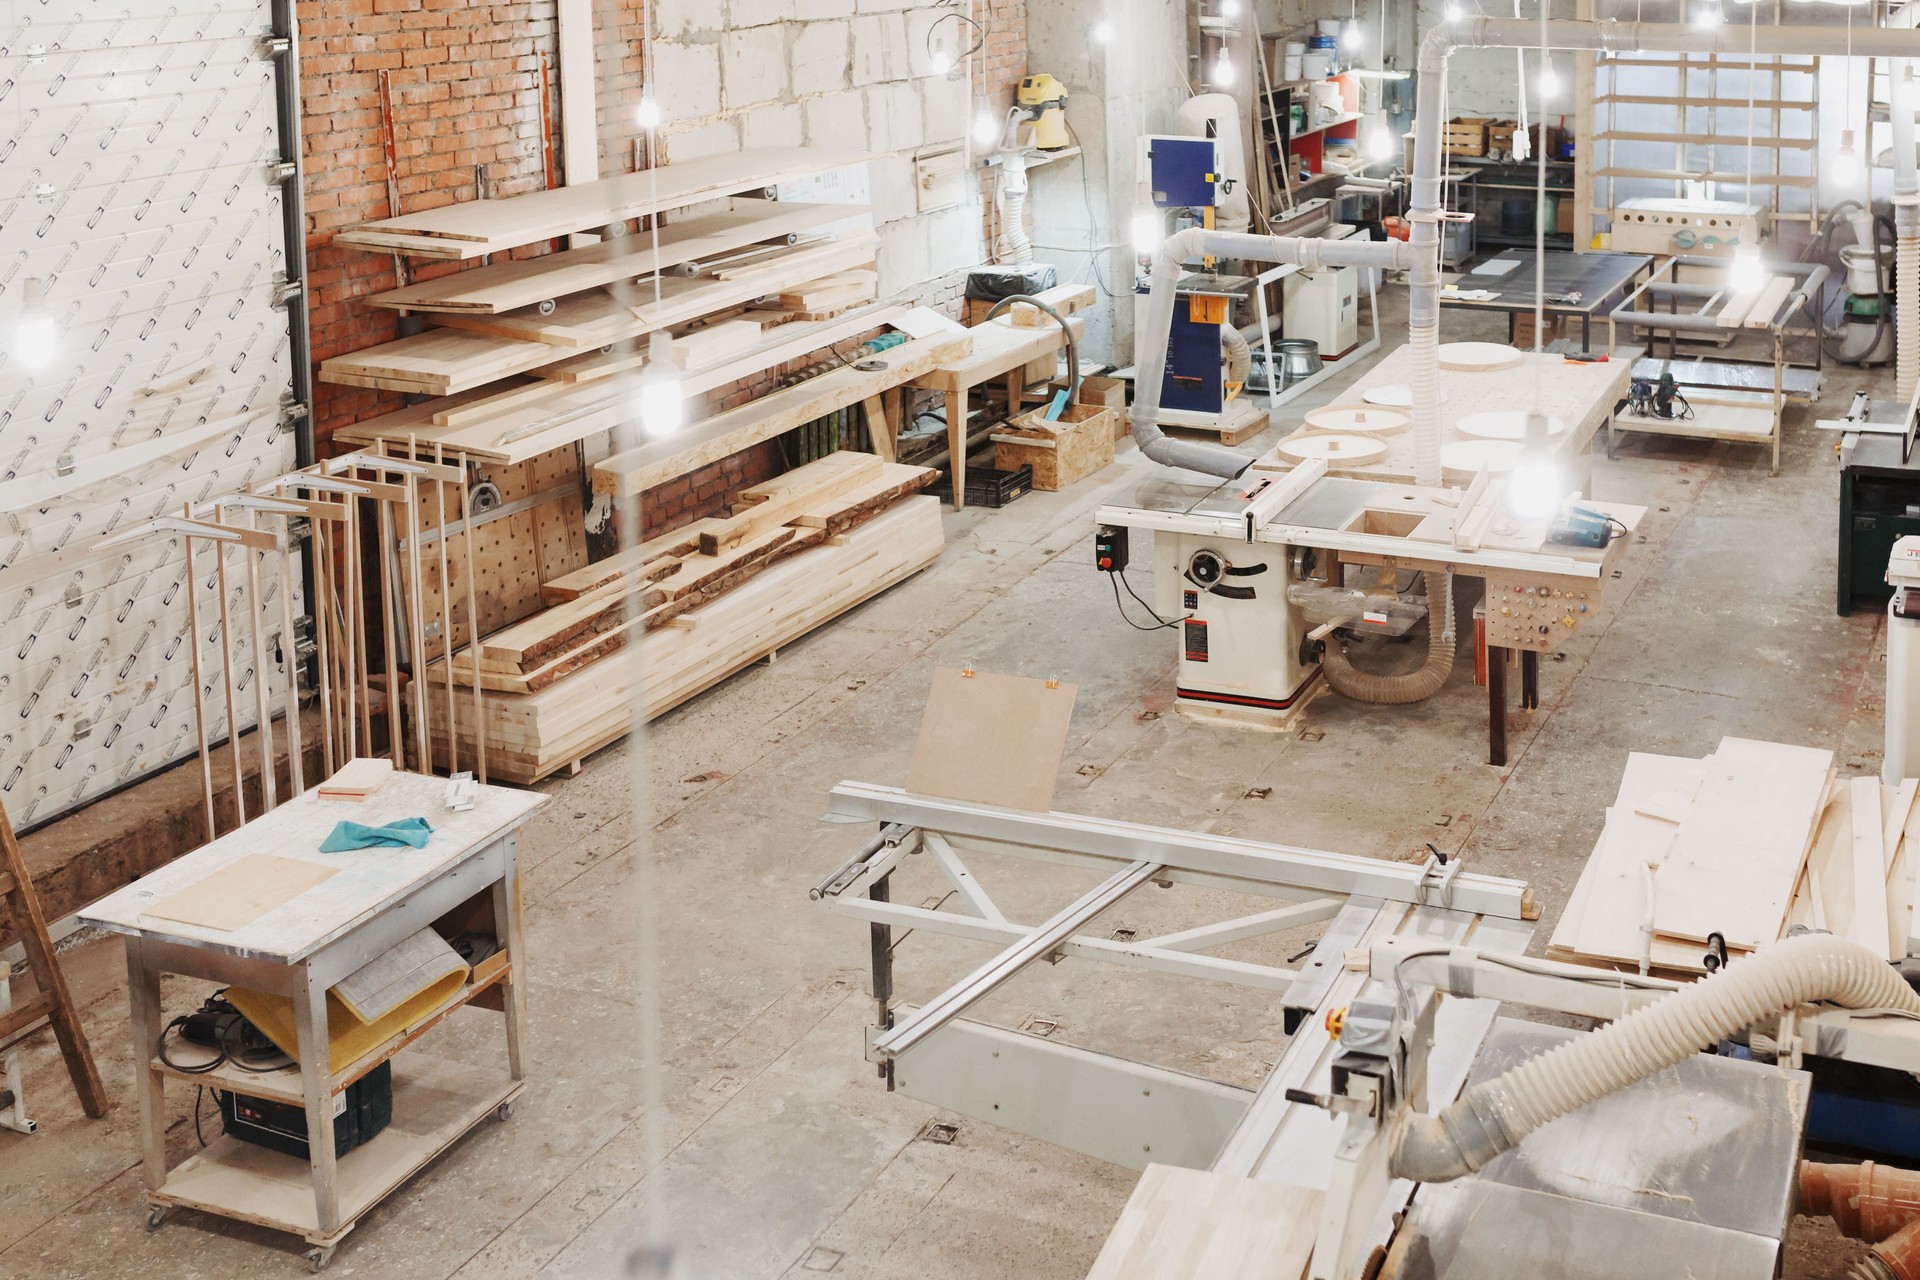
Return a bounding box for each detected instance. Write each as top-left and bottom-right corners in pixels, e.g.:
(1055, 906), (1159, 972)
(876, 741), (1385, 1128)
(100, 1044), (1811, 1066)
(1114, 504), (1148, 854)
(335, 148), (870, 257)
(425, 497), (944, 782)
(1085, 1164), (1320, 1280)
(1655, 738), (1833, 949)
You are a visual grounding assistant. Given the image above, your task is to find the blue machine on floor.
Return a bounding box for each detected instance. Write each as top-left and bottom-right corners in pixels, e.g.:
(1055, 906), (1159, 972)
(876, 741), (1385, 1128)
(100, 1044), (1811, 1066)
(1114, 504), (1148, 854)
(1136, 134), (1252, 423)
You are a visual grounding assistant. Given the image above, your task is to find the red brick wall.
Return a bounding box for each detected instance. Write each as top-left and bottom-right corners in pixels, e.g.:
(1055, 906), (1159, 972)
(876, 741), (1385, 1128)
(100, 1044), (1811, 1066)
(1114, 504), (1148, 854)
(298, 0), (560, 448)
(975, 0), (1030, 259)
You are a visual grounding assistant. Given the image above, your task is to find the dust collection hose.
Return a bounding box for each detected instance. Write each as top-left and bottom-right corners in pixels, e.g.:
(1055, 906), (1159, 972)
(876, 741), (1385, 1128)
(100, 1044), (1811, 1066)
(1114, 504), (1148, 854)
(982, 293), (1077, 403)
(1390, 934), (1920, 1184)
(1219, 323), (1250, 393)
(1318, 574), (1455, 704)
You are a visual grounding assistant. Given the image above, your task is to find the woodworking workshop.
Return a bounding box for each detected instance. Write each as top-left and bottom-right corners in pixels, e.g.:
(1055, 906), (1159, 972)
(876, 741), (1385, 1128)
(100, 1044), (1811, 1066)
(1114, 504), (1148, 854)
(22, 2), (1920, 1280)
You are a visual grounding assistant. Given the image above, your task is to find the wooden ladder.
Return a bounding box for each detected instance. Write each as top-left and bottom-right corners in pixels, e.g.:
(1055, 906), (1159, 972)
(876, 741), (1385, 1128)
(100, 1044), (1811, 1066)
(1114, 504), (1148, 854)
(0, 798), (107, 1119)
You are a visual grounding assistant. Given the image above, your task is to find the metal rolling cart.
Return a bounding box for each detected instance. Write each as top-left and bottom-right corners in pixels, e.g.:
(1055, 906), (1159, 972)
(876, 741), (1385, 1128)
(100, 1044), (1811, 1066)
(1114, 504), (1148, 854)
(79, 772), (546, 1271)
(1607, 256), (1828, 475)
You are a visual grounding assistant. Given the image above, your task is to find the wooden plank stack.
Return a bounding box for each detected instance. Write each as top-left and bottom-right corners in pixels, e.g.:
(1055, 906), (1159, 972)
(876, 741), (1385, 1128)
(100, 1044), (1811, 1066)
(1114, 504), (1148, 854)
(1550, 738), (1920, 974)
(425, 453), (942, 782)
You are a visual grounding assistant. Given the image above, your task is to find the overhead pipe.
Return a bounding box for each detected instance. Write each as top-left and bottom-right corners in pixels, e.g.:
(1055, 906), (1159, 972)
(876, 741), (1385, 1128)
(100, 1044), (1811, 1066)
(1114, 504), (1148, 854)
(1132, 228), (1407, 479)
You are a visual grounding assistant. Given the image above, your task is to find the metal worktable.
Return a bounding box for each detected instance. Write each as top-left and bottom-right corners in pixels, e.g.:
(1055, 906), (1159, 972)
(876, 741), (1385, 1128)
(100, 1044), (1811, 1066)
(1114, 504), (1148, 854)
(1441, 249), (1654, 352)
(79, 772), (546, 1270)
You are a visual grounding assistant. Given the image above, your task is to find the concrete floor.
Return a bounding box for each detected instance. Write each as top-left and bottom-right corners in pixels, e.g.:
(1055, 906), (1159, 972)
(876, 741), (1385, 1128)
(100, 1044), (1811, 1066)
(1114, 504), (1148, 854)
(0, 293), (1896, 1278)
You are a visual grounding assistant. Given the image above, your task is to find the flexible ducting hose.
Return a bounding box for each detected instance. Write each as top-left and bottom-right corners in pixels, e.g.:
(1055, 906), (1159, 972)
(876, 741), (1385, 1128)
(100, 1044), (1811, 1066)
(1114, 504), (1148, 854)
(1319, 573), (1455, 704)
(1901, 236), (1919, 403)
(1003, 187), (1033, 266)
(1390, 933), (1920, 1183)
(1220, 323), (1250, 394)
(983, 293), (1078, 404)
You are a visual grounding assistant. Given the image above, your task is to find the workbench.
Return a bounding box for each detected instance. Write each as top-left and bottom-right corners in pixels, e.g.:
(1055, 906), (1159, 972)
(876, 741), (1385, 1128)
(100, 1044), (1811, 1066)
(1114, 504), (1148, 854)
(1256, 347), (1630, 488)
(1441, 249), (1654, 353)
(79, 772), (546, 1270)
(906, 312), (1084, 509)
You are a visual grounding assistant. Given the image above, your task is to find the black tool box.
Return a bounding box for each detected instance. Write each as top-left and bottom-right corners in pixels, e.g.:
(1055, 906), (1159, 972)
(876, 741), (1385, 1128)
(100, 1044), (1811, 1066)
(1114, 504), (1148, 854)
(218, 1060), (393, 1160)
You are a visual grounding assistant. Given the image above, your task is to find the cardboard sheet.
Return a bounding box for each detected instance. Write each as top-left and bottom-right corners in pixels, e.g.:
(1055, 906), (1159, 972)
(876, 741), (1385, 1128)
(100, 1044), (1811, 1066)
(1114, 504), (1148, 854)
(905, 668), (1077, 813)
(140, 853), (339, 932)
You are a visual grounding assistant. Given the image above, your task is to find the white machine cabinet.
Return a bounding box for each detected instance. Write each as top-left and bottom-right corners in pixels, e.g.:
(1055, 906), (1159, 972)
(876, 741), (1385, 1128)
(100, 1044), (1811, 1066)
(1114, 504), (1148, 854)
(1886, 536), (1920, 783)
(1284, 263), (1359, 358)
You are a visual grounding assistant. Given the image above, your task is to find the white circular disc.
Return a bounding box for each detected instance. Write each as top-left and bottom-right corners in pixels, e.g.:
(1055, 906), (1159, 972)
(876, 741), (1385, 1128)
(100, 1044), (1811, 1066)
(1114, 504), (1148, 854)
(1437, 341), (1525, 373)
(1361, 383), (1447, 408)
(1454, 410), (1570, 440)
(1441, 439), (1523, 476)
(1304, 404), (1408, 435)
(1280, 432), (1388, 465)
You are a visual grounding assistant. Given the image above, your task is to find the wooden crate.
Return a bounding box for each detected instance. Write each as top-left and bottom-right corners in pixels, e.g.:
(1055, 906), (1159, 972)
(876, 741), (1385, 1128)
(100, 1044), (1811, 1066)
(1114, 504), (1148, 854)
(1444, 117), (1491, 157)
(992, 404), (1116, 491)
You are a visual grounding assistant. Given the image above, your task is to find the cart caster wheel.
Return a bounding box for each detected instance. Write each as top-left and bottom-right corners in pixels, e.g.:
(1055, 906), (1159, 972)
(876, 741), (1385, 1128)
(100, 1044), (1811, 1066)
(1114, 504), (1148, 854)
(307, 1245), (335, 1272)
(145, 1207), (169, 1233)
(494, 1101), (514, 1121)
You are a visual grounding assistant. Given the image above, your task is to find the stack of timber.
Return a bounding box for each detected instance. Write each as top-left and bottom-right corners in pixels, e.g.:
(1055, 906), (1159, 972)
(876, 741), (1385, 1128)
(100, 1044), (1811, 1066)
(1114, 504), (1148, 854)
(426, 452), (942, 782)
(1549, 738), (1920, 974)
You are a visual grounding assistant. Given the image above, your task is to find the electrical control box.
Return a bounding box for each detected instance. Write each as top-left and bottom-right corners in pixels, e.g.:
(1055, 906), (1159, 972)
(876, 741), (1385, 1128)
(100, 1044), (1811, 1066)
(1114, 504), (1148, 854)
(1095, 525), (1129, 574)
(1481, 574), (1599, 653)
(219, 1060), (393, 1161)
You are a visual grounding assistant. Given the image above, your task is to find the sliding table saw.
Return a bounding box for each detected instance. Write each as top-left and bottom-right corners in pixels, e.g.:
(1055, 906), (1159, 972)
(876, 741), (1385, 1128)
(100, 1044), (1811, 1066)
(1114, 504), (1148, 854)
(1095, 459), (1641, 763)
(814, 785), (1920, 1280)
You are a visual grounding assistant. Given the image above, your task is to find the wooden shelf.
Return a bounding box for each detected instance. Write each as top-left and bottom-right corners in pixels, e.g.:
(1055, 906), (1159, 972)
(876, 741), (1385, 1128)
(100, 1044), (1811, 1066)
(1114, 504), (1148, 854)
(151, 1053), (519, 1246)
(149, 964), (512, 1105)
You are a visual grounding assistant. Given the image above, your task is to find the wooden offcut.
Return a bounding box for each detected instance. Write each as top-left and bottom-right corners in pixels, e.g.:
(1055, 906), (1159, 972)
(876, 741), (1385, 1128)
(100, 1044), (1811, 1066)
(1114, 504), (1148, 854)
(905, 668), (1078, 814)
(1085, 1164), (1322, 1280)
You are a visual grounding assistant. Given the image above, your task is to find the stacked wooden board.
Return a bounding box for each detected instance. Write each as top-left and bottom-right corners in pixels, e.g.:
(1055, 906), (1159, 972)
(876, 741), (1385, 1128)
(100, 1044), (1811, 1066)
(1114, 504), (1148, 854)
(427, 491), (944, 783)
(424, 452), (940, 781)
(1549, 738), (1920, 974)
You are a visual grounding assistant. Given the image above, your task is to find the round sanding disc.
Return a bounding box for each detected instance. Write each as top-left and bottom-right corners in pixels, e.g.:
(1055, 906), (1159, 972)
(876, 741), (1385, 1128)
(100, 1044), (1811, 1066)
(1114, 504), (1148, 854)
(1304, 404), (1408, 435)
(1280, 433), (1389, 465)
(1455, 410), (1570, 440)
(1437, 341), (1525, 373)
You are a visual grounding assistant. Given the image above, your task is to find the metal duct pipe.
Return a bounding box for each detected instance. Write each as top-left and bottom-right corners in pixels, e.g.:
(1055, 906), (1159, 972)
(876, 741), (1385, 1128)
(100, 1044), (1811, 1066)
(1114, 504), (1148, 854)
(1133, 228), (1408, 479)
(1887, 9), (1920, 401)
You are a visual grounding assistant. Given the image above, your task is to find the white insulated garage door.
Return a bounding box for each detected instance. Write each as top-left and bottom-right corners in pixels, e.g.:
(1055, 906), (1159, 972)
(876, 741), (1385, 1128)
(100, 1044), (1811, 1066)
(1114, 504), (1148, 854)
(0, 1), (300, 829)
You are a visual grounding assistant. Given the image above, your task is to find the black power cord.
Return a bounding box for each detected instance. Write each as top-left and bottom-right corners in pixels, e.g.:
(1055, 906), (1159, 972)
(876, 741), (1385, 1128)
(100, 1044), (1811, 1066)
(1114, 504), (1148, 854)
(1109, 569), (1187, 632)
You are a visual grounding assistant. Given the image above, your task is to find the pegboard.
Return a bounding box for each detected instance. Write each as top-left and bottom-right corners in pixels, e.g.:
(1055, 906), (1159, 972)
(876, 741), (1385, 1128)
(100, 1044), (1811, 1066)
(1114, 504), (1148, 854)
(0, 1), (299, 829)
(1482, 573), (1601, 654)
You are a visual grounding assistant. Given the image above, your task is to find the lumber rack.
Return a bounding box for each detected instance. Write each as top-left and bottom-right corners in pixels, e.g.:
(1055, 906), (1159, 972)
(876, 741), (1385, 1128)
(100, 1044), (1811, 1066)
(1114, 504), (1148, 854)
(812, 781), (1538, 1188)
(1606, 255), (1828, 476)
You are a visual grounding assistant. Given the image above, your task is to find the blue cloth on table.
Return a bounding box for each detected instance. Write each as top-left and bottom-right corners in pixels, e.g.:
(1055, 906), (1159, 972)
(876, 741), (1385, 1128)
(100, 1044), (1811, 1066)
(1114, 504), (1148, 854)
(320, 816), (434, 853)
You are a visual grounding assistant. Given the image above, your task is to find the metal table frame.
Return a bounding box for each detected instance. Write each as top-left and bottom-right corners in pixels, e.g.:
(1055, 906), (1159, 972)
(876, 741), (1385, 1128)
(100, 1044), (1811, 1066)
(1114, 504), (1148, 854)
(1439, 248), (1655, 353)
(1607, 255), (1829, 476)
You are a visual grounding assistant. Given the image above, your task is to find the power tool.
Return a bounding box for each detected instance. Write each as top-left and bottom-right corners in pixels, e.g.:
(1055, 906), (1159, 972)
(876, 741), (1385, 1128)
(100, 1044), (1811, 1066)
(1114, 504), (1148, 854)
(1015, 74), (1071, 151)
(1627, 371), (1691, 421)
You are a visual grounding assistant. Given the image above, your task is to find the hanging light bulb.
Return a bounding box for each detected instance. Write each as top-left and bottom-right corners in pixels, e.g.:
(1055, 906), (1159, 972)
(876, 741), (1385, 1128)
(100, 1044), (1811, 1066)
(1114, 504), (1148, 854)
(1537, 62), (1561, 98)
(1212, 44), (1235, 86)
(973, 109), (1001, 148)
(1367, 109), (1397, 161)
(15, 278), (55, 369)
(1835, 129), (1861, 186)
(634, 93), (661, 130)
(1692, 2), (1721, 29)
(1507, 414), (1561, 520)
(1220, 0), (1241, 18)
(1727, 241), (1764, 294)
(636, 332), (684, 439)
(1341, 20), (1364, 52)
(1445, 0), (1463, 21)
(930, 47), (953, 75)
(1132, 209), (1163, 255)
(1092, 19), (1114, 43)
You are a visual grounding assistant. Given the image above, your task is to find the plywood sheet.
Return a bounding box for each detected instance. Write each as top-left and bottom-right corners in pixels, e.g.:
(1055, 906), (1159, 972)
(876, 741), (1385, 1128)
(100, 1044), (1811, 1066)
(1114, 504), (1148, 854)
(1085, 1164), (1321, 1280)
(1656, 738), (1833, 948)
(905, 668), (1077, 814)
(141, 854), (339, 933)
(365, 203), (863, 314)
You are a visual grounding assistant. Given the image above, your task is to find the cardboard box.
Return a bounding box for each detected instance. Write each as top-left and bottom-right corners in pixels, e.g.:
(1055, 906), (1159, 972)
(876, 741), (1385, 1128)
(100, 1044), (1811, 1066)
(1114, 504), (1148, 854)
(1529, 123), (1572, 160)
(1444, 116), (1492, 157)
(1511, 312), (1568, 348)
(992, 404), (1116, 491)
